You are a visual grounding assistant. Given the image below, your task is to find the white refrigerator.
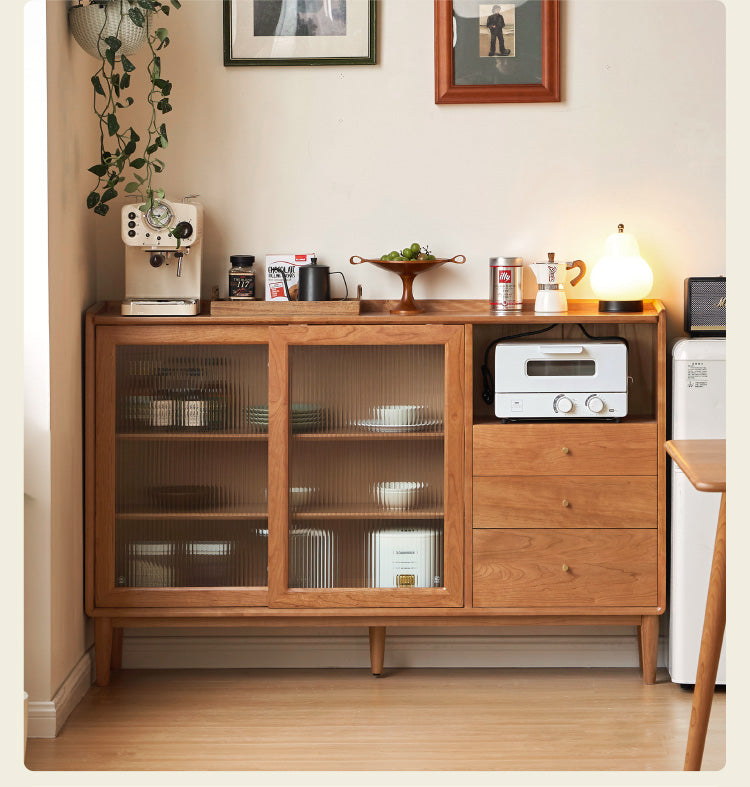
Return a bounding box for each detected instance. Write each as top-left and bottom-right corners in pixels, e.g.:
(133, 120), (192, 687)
(668, 338), (726, 685)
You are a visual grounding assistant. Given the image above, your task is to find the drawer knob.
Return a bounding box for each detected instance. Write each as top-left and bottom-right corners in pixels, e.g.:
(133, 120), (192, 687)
(562, 563), (570, 572)
(561, 446), (569, 454)
(562, 498), (570, 507)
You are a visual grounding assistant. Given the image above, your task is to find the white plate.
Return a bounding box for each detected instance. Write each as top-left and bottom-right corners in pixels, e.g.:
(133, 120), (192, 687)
(352, 419), (442, 432)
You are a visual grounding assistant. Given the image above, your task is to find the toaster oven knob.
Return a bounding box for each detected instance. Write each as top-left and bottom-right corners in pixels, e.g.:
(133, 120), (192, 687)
(586, 395), (605, 414)
(554, 395), (573, 414)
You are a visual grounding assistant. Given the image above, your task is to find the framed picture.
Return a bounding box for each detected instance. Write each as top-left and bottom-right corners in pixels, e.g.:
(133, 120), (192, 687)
(224, 0), (377, 66)
(435, 0), (560, 103)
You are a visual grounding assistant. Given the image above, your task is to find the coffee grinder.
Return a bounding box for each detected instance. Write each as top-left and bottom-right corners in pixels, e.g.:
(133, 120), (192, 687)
(121, 195), (203, 316)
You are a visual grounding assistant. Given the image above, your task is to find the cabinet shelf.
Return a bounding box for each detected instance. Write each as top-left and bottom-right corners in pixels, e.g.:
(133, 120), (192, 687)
(293, 431), (444, 441)
(292, 508), (443, 520)
(116, 509), (268, 520)
(116, 432), (268, 441)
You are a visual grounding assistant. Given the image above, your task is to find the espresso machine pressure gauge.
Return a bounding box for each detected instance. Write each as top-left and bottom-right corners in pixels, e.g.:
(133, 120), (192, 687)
(145, 201), (174, 230)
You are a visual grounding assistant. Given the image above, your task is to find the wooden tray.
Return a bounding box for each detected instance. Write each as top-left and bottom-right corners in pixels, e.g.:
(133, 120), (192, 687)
(209, 297), (362, 316)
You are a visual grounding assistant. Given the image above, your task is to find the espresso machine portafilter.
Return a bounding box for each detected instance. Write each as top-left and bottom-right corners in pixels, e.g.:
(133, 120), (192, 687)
(121, 195), (203, 316)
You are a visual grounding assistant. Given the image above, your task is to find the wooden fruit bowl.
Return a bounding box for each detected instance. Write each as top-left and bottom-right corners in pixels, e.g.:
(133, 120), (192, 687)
(350, 254), (466, 315)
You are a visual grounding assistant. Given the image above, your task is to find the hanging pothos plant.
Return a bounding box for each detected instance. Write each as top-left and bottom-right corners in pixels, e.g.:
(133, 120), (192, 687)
(73, 0), (182, 217)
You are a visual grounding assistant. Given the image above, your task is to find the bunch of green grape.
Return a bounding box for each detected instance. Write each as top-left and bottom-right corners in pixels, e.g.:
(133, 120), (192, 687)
(379, 243), (437, 261)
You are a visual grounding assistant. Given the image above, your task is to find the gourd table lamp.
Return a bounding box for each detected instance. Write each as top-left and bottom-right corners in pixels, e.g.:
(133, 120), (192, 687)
(590, 224), (653, 312)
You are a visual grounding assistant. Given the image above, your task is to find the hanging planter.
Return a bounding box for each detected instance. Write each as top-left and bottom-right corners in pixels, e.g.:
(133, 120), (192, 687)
(68, 1), (182, 217)
(69, 1), (149, 60)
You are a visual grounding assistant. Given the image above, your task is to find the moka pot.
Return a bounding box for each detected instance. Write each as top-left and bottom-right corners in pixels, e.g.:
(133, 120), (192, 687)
(530, 252), (587, 313)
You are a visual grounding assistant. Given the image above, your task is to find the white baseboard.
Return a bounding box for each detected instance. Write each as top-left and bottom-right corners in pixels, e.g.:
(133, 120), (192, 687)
(27, 648), (94, 738)
(123, 632), (668, 670)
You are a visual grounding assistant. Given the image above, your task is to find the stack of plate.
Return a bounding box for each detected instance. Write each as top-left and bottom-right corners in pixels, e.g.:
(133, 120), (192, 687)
(352, 404), (442, 433)
(244, 403), (323, 433)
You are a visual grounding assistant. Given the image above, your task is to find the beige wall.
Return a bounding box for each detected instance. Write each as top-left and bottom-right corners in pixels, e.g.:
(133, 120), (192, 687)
(47, 0), (98, 695)
(25, 0), (98, 703)
(28, 0), (725, 693)
(93, 0), (725, 344)
(93, 0), (723, 658)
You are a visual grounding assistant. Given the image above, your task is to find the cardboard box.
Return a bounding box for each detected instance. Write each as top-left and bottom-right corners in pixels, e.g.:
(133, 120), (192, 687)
(264, 254), (316, 301)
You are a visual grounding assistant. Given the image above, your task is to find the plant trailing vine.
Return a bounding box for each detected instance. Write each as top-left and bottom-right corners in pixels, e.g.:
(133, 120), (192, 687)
(81, 0), (182, 217)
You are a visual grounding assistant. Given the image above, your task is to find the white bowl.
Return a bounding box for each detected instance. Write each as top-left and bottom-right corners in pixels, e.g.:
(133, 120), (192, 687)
(373, 405), (425, 426)
(375, 481), (425, 510)
(290, 486), (316, 509)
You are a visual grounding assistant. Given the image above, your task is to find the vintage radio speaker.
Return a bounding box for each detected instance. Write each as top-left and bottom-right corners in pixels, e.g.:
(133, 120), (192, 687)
(684, 277), (726, 337)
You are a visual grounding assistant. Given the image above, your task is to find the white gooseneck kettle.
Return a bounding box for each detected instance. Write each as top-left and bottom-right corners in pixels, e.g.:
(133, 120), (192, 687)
(530, 252), (587, 313)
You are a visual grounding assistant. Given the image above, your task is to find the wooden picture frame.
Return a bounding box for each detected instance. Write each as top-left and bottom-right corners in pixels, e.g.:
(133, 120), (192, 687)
(435, 0), (560, 104)
(224, 0), (377, 66)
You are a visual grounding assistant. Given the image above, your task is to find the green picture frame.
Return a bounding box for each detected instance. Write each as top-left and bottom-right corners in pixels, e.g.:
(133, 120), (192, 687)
(224, 0), (377, 66)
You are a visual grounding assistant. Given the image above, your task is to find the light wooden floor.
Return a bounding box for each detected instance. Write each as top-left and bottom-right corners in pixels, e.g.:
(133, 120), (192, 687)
(25, 667), (725, 771)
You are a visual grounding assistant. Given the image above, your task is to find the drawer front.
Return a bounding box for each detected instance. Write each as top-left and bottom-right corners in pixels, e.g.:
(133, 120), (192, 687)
(473, 476), (657, 529)
(473, 421), (657, 476)
(473, 529), (657, 607)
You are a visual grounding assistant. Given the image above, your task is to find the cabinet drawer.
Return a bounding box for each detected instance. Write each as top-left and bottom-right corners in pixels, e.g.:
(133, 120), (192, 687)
(473, 421), (657, 476)
(473, 476), (657, 529)
(473, 529), (657, 607)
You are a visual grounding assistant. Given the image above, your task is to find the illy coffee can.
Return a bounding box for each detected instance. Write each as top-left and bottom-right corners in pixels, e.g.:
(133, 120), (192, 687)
(490, 257), (523, 313)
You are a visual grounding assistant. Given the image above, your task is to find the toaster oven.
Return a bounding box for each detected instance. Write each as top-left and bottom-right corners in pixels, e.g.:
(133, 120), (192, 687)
(494, 340), (628, 420)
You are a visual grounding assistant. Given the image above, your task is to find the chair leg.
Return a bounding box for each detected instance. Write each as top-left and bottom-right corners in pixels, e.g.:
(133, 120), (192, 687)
(369, 626), (386, 677)
(685, 492), (726, 771)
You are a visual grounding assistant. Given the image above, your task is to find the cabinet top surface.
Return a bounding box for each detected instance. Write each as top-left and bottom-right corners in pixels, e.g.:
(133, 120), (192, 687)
(89, 299), (665, 326)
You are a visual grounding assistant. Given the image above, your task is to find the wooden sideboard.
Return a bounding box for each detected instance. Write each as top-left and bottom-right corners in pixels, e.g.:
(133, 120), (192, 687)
(85, 299), (666, 685)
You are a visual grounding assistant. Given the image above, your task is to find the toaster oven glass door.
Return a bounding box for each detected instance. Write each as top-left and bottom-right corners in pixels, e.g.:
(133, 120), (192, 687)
(526, 360), (596, 376)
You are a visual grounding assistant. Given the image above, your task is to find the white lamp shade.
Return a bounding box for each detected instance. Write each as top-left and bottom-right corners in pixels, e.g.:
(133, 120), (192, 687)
(591, 226), (653, 301)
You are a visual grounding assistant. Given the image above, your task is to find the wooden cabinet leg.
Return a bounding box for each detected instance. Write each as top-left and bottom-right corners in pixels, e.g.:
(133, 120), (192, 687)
(94, 618), (113, 687)
(369, 626), (386, 677)
(636, 625), (643, 670)
(685, 492), (726, 771)
(640, 615), (659, 685)
(111, 627), (123, 671)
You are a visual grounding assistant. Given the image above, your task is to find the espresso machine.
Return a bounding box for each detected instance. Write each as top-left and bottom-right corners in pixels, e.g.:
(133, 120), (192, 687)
(121, 195), (203, 316)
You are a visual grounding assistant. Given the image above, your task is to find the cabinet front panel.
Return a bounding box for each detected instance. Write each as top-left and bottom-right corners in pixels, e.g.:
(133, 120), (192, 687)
(268, 325), (464, 607)
(473, 421), (657, 476)
(473, 476), (657, 529)
(473, 529), (657, 607)
(96, 333), (271, 606)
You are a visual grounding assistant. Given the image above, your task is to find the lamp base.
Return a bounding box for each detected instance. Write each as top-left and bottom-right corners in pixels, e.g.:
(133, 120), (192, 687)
(598, 299), (644, 313)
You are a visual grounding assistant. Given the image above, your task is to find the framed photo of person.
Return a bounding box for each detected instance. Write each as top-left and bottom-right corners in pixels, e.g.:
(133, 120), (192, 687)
(224, 0), (377, 66)
(435, 0), (560, 103)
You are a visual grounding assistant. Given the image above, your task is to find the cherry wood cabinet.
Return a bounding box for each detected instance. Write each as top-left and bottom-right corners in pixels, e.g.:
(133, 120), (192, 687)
(85, 300), (666, 686)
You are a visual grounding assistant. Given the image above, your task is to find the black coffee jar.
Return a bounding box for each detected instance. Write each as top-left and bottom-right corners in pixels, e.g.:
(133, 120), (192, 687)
(228, 255), (256, 300)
